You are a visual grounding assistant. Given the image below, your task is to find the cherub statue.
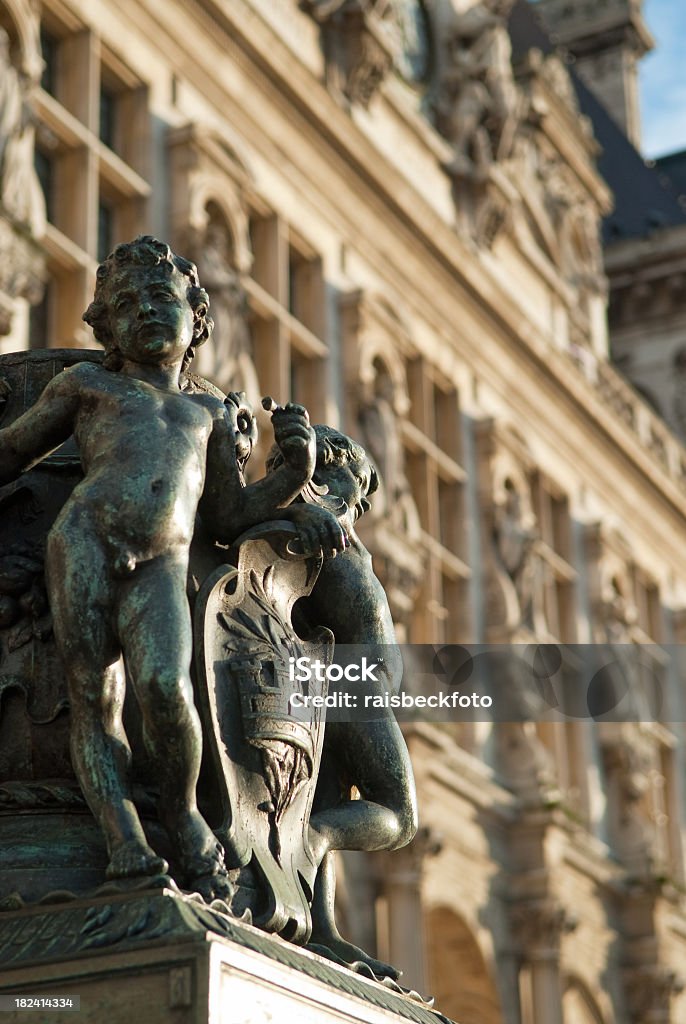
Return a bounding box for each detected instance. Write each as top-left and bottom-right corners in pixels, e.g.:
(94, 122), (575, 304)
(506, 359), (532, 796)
(268, 425), (418, 976)
(0, 235), (323, 900)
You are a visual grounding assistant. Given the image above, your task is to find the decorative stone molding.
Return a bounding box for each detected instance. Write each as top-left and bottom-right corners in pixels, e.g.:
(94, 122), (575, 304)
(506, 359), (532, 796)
(305, 0), (398, 108)
(167, 123), (253, 274)
(509, 898), (578, 959)
(624, 964), (684, 1024)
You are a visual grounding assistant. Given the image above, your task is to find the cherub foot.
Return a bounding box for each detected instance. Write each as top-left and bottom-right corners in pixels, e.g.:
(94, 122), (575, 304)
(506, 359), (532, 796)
(187, 864), (235, 904)
(307, 934), (400, 980)
(106, 839), (168, 880)
(171, 810), (236, 905)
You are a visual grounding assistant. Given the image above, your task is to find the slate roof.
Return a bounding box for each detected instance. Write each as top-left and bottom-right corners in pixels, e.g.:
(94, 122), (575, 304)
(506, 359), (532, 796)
(510, 0), (686, 241)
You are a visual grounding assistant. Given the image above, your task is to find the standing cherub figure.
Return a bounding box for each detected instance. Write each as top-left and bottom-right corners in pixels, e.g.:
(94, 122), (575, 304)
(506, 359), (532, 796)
(0, 235), (319, 899)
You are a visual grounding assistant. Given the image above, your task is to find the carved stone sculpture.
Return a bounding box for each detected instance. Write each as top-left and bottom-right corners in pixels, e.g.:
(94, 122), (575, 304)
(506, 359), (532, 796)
(0, 28), (45, 335)
(307, 0), (397, 107)
(194, 217), (258, 398)
(491, 474), (539, 635)
(436, 0), (520, 178)
(0, 27), (43, 230)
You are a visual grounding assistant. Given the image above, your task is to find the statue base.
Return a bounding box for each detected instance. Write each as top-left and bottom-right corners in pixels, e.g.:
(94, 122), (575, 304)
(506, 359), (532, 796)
(0, 889), (451, 1024)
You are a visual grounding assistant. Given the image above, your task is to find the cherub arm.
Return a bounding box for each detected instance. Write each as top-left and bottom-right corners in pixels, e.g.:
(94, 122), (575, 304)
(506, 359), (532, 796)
(200, 399), (319, 544)
(0, 369), (79, 487)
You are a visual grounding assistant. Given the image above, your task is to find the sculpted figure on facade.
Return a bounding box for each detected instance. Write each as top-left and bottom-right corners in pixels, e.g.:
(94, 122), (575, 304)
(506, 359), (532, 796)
(358, 359), (419, 538)
(436, 0), (520, 178)
(195, 214), (258, 400)
(307, 0), (397, 107)
(601, 728), (662, 876)
(492, 473), (538, 635)
(0, 26), (42, 230)
(357, 356), (422, 623)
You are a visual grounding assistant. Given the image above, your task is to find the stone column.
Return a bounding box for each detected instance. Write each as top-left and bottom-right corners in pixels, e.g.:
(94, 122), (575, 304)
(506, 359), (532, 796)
(510, 899), (577, 1024)
(382, 826), (442, 995)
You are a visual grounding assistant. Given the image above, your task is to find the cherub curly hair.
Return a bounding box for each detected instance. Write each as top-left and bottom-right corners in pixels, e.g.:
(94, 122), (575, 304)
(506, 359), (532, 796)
(82, 235), (213, 372)
(266, 423), (378, 513)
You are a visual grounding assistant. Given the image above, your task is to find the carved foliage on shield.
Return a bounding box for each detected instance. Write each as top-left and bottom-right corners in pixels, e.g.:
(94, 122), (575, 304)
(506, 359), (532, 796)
(195, 523), (333, 942)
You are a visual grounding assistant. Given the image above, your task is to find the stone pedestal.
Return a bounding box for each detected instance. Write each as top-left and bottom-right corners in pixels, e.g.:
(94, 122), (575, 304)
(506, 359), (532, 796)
(0, 890), (453, 1024)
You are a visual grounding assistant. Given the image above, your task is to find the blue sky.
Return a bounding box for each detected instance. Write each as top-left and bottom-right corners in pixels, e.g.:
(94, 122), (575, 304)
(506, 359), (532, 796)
(641, 0), (686, 157)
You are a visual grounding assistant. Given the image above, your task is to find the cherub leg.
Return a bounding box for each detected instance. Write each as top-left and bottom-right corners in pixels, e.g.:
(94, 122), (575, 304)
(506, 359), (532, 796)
(46, 523), (166, 879)
(117, 557), (232, 901)
(307, 715), (417, 976)
(309, 715), (418, 856)
(308, 852), (400, 978)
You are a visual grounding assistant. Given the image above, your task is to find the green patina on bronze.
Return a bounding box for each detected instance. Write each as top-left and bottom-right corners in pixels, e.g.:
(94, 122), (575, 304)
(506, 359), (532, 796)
(0, 235), (418, 986)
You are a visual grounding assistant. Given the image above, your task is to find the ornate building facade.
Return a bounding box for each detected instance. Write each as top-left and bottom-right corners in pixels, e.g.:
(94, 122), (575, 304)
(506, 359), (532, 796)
(1, 1), (686, 1022)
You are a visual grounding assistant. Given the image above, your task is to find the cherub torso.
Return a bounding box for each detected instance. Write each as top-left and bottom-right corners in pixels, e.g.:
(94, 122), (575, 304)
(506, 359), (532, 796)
(57, 363), (215, 569)
(309, 533), (396, 645)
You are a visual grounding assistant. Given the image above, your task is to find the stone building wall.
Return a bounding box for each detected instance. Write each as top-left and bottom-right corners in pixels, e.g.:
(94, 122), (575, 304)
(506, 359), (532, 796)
(1, 1), (686, 1021)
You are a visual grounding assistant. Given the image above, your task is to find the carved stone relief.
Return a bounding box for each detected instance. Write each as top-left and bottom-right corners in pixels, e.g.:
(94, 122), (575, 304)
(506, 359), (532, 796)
(340, 290), (423, 626)
(0, 13), (46, 335)
(477, 423), (548, 642)
(167, 124), (259, 400)
(434, 0), (520, 179)
(306, 0), (398, 107)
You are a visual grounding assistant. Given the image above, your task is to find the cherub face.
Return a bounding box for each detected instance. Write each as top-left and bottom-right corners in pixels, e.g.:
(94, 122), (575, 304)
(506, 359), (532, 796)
(316, 456), (372, 522)
(106, 264), (195, 366)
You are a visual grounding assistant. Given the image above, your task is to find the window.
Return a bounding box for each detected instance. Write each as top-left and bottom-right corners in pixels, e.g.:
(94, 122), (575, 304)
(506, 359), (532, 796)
(532, 473), (576, 642)
(32, 7), (150, 346)
(245, 209), (328, 429)
(405, 356), (469, 642)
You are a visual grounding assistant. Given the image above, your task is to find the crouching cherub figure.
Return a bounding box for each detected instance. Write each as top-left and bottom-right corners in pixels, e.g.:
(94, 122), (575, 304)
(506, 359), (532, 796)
(0, 235), (329, 901)
(267, 425), (418, 976)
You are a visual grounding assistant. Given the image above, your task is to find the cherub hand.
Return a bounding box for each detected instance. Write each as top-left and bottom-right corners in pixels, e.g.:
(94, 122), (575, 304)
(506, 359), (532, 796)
(225, 391), (257, 469)
(263, 398), (316, 478)
(282, 504), (348, 558)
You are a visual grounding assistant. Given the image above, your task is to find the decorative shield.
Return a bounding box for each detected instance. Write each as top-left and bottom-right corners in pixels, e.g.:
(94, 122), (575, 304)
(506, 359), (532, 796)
(194, 523), (334, 943)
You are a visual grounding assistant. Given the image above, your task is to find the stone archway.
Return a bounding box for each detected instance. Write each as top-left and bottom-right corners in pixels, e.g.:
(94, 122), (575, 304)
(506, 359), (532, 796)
(425, 905), (504, 1024)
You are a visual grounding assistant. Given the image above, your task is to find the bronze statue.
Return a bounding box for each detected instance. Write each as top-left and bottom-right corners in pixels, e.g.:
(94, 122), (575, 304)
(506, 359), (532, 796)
(0, 236), (330, 900)
(0, 236), (421, 1003)
(268, 425), (418, 975)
